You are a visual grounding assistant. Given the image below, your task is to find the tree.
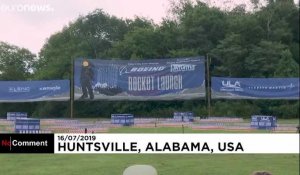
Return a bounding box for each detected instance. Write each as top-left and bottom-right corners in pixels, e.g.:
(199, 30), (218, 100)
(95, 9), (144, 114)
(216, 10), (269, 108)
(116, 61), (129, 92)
(0, 42), (36, 80)
(227, 12), (264, 45)
(35, 9), (129, 80)
(274, 50), (299, 77)
(245, 40), (296, 77)
(0, 42), (37, 118)
(109, 26), (165, 59)
(178, 2), (227, 54)
(33, 9), (129, 117)
(211, 33), (248, 77)
(2, 0), (298, 119)
(69, 9), (128, 58)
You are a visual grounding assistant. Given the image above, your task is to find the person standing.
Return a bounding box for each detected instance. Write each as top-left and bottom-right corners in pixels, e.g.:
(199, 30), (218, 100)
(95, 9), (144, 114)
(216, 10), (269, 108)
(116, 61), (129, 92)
(79, 59), (94, 100)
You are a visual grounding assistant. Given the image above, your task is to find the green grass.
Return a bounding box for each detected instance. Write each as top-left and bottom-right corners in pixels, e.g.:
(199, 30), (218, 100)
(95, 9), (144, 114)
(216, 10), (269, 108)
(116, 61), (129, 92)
(108, 127), (273, 133)
(0, 119), (298, 175)
(242, 118), (299, 124)
(277, 119), (299, 124)
(0, 154), (298, 175)
(0, 124), (7, 131)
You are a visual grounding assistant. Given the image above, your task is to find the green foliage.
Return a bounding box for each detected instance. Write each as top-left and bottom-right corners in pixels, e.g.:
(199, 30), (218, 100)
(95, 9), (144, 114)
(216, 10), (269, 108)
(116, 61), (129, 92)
(274, 50), (299, 77)
(212, 101), (261, 117)
(0, 42), (37, 117)
(179, 2), (227, 54)
(269, 101), (299, 119)
(0, 42), (36, 80)
(290, 42), (299, 63)
(35, 9), (129, 80)
(109, 27), (165, 59)
(1, 0), (299, 119)
(1, 154), (299, 175)
(245, 40), (291, 77)
(32, 102), (70, 118)
(0, 103), (36, 119)
(211, 33), (248, 77)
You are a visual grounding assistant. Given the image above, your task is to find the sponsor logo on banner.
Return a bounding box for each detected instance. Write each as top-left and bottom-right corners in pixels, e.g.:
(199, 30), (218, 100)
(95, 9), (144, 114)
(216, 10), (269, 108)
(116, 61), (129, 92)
(170, 64), (196, 72)
(39, 86), (61, 91)
(119, 66), (166, 75)
(261, 116), (270, 121)
(0, 80), (70, 102)
(8, 87), (30, 93)
(212, 77), (299, 99)
(247, 83), (296, 90)
(220, 80), (244, 92)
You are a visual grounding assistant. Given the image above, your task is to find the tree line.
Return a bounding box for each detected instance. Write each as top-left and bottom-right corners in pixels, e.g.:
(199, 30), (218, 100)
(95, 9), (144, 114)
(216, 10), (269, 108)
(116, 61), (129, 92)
(0, 0), (299, 119)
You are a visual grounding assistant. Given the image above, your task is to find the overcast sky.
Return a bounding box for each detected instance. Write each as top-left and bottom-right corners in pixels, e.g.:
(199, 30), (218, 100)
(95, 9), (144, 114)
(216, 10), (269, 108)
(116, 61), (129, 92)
(0, 0), (298, 55)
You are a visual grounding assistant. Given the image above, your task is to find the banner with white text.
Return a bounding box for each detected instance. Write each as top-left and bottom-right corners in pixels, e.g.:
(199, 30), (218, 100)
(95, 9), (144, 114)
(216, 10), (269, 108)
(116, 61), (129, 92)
(1, 134), (298, 154)
(211, 77), (299, 99)
(74, 57), (205, 100)
(0, 80), (70, 102)
(54, 134), (299, 154)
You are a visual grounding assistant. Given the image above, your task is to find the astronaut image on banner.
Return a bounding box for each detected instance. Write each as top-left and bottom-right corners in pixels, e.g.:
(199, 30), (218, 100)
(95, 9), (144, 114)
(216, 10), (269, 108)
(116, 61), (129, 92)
(79, 59), (94, 100)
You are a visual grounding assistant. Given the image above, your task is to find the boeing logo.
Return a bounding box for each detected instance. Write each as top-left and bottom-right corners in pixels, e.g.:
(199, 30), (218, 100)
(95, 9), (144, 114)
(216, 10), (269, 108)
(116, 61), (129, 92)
(220, 80), (244, 92)
(119, 66), (166, 75)
(171, 64), (196, 72)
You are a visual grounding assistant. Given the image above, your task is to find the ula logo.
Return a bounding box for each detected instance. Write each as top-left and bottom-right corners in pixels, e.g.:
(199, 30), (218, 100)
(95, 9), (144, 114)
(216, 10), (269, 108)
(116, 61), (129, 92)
(221, 80), (244, 92)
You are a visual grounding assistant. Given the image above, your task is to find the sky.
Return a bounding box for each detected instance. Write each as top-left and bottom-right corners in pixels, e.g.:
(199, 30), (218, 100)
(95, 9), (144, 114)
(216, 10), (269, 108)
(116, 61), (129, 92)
(0, 0), (172, 54)
(0, 0), (298, 55)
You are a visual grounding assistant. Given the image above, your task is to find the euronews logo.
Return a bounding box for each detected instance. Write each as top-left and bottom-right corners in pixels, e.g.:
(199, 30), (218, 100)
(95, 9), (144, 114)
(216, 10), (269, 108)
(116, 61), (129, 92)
(0, 4), (54, 13)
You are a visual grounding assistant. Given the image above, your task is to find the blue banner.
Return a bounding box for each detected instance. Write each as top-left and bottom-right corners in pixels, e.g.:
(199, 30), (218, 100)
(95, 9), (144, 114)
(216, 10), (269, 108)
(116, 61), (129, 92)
(111, 114), (134, 126)
(211, 77), (299, 99)
(15, 118), (40, 133)
(173, 112), (194, 122)
(0, 80), (70, 102)
(251, 115), (277, 129)
(74, 57), (205, 100)
(7, 112), (27, 120)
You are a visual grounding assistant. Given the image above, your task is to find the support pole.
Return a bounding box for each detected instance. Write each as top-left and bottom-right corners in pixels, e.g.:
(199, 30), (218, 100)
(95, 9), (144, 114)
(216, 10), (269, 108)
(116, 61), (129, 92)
(70, 58), (74, 119)
(206, 54), (211, 118)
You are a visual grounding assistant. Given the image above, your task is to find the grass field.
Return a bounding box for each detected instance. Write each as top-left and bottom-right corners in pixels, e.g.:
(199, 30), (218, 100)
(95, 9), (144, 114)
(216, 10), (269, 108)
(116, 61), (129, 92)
(243, 119), (299, 124)
(108, 127), (274, 133)
(1, 119), (299, 175)
(0, 154), (298, 175)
